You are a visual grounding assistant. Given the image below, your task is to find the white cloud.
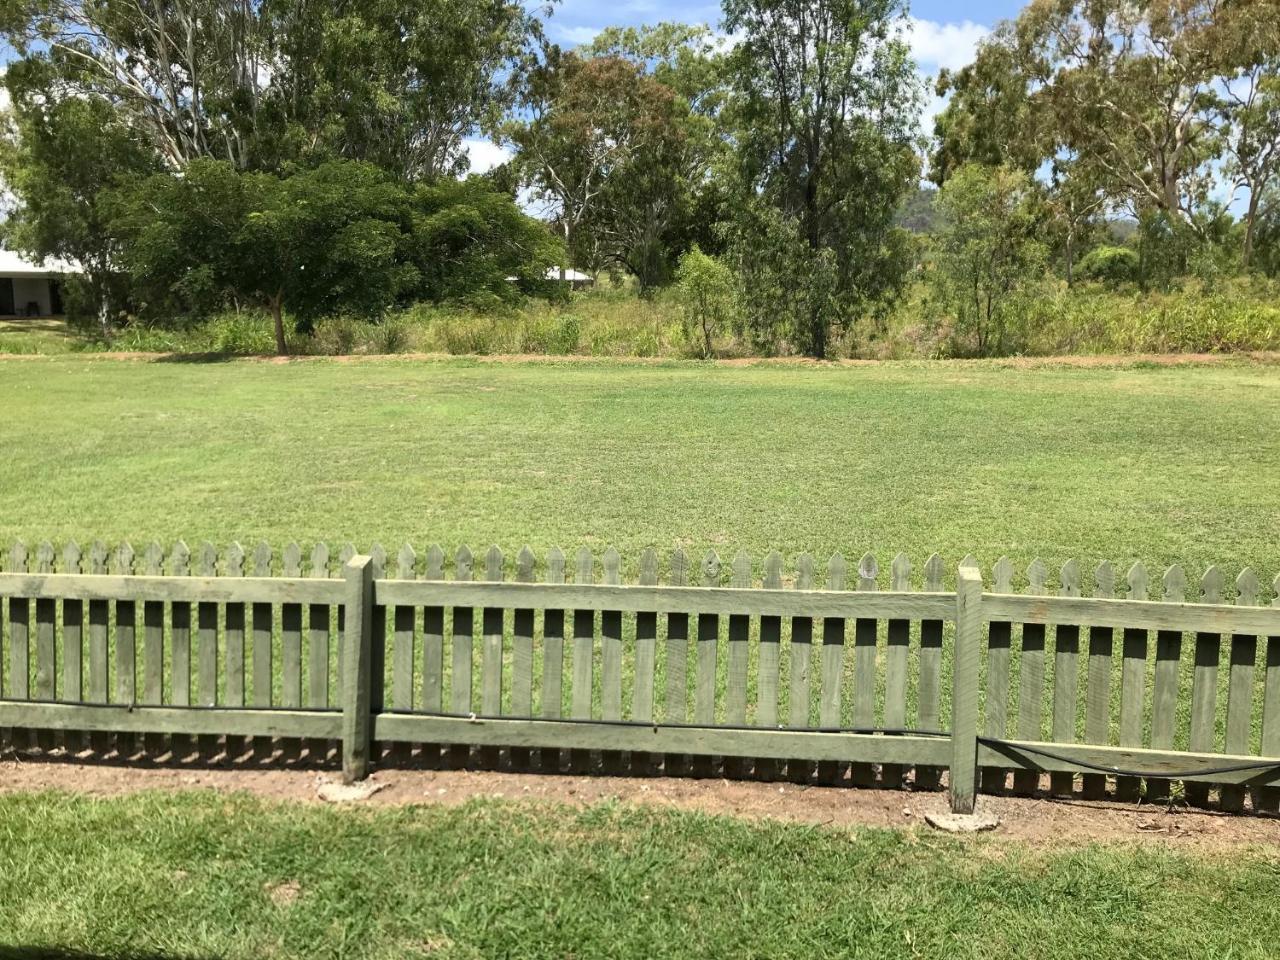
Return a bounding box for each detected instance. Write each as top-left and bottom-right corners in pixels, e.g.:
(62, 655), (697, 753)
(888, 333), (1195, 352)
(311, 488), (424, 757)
(902, 17), (989, 74)
(553, 24), (602, 46)
(462, 137), (513, 176)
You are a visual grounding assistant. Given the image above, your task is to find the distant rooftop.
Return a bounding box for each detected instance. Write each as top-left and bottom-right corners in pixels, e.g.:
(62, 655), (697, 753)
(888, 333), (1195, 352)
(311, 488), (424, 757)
(0, 249), (80, 277)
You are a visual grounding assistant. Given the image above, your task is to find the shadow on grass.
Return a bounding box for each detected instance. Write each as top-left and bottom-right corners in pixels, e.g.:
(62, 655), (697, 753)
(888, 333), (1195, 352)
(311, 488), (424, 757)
(0, 950), (217, 960)
(147, 351), (242, 364)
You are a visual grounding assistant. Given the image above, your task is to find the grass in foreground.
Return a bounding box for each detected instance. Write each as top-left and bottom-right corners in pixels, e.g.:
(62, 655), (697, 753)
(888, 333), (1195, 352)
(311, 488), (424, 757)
(1, 356), (1278, 584)
(1, 790), (1279, 959)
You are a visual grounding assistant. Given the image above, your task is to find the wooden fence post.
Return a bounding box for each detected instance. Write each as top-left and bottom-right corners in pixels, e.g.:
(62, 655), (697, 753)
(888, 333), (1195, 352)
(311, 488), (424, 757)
(950, 565), (984, 814)
(342, 554), (374, 784)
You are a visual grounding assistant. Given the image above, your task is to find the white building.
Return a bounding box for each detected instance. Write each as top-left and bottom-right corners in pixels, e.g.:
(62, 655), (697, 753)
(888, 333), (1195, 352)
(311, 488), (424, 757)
(0, 250), (78, 317)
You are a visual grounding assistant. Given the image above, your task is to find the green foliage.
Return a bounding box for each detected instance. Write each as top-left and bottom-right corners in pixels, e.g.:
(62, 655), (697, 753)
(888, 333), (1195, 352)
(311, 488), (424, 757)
(722, 0), (921, 357)
(1078, 246), (1140, 287)
(929, 164), (1047, 356)
(674, 246), (736, 358)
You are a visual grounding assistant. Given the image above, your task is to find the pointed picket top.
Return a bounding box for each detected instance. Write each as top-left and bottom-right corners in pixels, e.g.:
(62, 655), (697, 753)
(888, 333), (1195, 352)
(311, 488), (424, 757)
(1094, 560), (1115, 599)
(731, 550), (752, 588)
(795, 552), (816, 591)
(701, 550), (722, 587)
(516, 545), (537, 583)
(483, 544), (503, 582)
(1235, 568), (1259, 607)
(823, 552), (846, 591)
(1059, 559), (1081, 597)
(115, 541), (136, 575)
(35, 540), (55, 574)
(337, 542), (356, 568)
(224, 541), (244, 577)
(138, 541), (162, 576)
(253, 540), (273, 577)
(89, 540), (109, 575)
(857, 552), (878, 590)
(1126, 561), (1149, 601)
(198, 541), (218, 577)
(992, 556), (1014, 594)
(1026, 558), (1048, 595)
(6, 540), (25, 572)
(171, 540), (191, 577)
(1273, 572), (1280, 608)
(1200, 564), (1224, 604)
(454, 544), (473, 582)
(62, 540), (82, 575)
(282, 542), (302, 578)
(547, 546), (566, 585)
(575, 546), (594, 585)
(638, 547), (658, 586)
(891, 552), (912, 592)
(395, 543), (416, 580)
(1163, 564), (1186, 602)
(924, 553), (944, 592)
(959, 553), (978, 571)
(369, 543), (387, 578)
(424, 544), (444, 580)
(669, 547), (688, 586)
(763, 550), (783, 589)
(602, 546), (622, 586)
(309, 542), (330, 578)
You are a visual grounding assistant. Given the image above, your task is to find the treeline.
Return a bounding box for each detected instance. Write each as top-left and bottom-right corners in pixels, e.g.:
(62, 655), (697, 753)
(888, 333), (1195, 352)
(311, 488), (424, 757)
(1, 0), (1278, 357)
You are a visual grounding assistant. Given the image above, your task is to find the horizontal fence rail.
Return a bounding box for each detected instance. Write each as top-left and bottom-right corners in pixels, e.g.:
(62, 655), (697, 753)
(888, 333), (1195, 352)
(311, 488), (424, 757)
(3, 539), (1280, 814)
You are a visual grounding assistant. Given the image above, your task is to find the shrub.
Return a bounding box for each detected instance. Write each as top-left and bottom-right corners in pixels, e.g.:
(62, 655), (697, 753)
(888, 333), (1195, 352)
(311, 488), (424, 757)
(1078, 246), (1139, 287)
(310, 316), (364, 355)
(207, 311), (276, 354)
(674, 246), (736, 359)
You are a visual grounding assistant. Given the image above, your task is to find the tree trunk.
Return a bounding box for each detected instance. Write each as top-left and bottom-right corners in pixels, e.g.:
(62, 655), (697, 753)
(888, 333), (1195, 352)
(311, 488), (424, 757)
(1065, 227), (1075, 287)
(270, 294), (287, 355)
(1243, 192), (1260, 270)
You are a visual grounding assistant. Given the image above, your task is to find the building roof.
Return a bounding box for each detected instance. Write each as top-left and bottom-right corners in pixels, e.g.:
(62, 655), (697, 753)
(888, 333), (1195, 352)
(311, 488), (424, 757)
(0, 249), (81, 278)
(545, 267), (593, 282)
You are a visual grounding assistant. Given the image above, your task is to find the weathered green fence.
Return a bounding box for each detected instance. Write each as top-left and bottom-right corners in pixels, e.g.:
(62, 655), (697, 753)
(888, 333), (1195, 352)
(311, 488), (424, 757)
(3, 540), (1280, 815)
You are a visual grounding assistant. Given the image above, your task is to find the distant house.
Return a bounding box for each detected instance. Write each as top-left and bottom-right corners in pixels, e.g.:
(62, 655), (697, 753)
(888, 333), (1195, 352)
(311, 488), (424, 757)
(545, 267), (594, 290)
(0, 250), (78, 317)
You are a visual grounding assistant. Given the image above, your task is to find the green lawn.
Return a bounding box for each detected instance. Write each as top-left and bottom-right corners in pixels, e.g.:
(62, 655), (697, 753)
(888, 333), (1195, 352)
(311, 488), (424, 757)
(1, 356), (1278, 589)
(1, 790), (1278, 959)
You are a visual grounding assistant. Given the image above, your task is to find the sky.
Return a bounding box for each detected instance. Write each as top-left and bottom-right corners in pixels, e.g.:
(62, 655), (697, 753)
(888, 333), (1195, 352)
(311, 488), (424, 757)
(464, 0), (1028, 175)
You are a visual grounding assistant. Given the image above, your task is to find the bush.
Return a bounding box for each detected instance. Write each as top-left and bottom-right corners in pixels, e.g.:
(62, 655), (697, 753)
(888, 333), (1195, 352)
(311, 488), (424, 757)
(207, 311), (276, 353)
(1078, 246), (1139, 287)
(674, 246), (737, 359)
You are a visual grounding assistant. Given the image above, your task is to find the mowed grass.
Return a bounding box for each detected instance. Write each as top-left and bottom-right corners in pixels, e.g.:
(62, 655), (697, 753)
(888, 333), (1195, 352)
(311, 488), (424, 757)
(1, 356), (1279, 587)
(1, 790), (1279, 960)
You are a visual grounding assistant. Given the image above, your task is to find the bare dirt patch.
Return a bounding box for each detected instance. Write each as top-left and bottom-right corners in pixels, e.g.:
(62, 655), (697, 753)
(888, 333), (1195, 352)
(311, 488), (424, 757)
(3, 756), (1278, 850)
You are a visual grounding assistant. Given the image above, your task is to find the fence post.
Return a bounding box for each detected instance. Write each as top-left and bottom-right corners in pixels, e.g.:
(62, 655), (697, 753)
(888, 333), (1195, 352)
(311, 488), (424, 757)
(950, 565), (984, 814)
(342, 554), (374, 784)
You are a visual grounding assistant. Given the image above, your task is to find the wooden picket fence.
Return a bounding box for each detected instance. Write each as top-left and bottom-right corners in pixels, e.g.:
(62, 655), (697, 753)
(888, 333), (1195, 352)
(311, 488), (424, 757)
(2, 539), (1280, 815)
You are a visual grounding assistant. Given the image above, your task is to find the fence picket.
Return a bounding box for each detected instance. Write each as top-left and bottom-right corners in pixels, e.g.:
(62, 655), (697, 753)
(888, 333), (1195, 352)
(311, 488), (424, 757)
(1012, 558), (1048, 795)
(723, 551), (752, 778)
(1116, 562), (1149, 802)
(138, 542), (165, 756)
(1186, 565), (1224, 806)
(1220, 569), (1258, 813)
(755, 550), (783, 780)
(170, 543), (191, 724)
(911, 553), (943, 790)
(336, 543), (356, 692)
(32, 542), (55, 751)
(480, 544), (505, 767)
(279, 542), (303, 763)
(693, 550), (721, 776)
(600, 546), (624, 773)
(111, 542), (137, 758)
(1145, 564), (1187, 803)
(306, 542), (331, 764)
(510, 545), (537, 769)
(817, 553), (847, 785)
(251, 541), (276, 760)
(787, 553), (815, 784)
(60, 541), (83, 754)
(86, 541), (110, 755)
(421, 544), (445, 719)
(851, 552), (878, 787)
(195, 542), (219, 759)
(881, 553), (913, 788)
(571, 547), (595, 773)
(450, 545), (474, 767)
(1081, 561), (1115, 799)
(1049, 559), (1082, 796)
(392, 544), (416, 721)
(222, 542), (246, 762)
(1260, 573), (1280, 813)
(664, 548), (690, 776)
(633, 548), (658, 725)
(981, 556), (1014, 794)
(541, 546), (566, 772)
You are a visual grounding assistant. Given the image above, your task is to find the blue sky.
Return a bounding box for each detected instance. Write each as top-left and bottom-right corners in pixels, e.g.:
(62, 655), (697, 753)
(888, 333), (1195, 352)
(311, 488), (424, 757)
(466, 0), (1020, 173)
